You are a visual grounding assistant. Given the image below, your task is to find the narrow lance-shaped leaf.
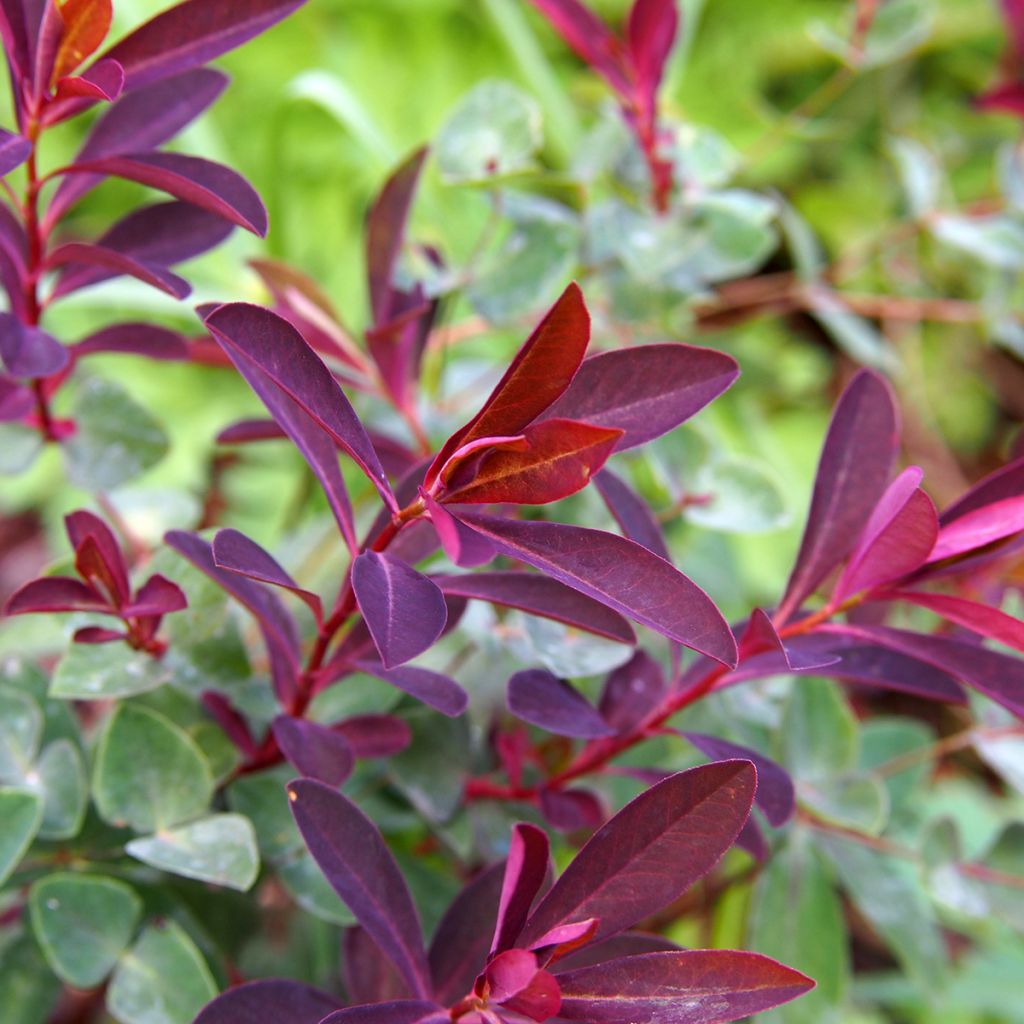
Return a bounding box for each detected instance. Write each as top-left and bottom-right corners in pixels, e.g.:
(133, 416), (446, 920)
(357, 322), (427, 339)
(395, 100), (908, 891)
(738, 608), (839, 671)
(422, 492), (496, 568)
(627, 0), (679, 103)
(508, 668), (616, 739)
(354, 660), (468, 718)
(45, 241), (191, 298)
(193, 979), (340, 1024)
(287, 778), (432, 998)
(450, 511), (736, 666)
(517, 760), (756, 948)
(0, 129), (31, 175)
(272, 716), (353, 786)
(927, 495), (1024, 563)
(73, 323), (189, 361)
(886, 590), (1024, 654)
(344, 928), (411, 1005)
(491, 822), (551, 955)
(319, 1003), (449, 1024)
(594, 467), (670, 559)
(779, 370), (899, 619)
(556, 950), (814, 1024)
(5, 576), (107, 615)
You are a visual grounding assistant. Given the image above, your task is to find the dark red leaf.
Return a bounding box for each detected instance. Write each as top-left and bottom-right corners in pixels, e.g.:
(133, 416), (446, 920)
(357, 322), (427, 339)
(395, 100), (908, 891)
(627, 0), (678, 103)
(193, 979), (339, 1024)
(491, 822), (551, 956)
(598, 650), (666, 734)
(927, 496), (1024, 563)
(65, 510), (130, 605)
(124, 573), (187, 617)
(940, 456), (1024, 524)
(4, 575), (107, 615)
(886, 590), (1024, 654)
(508, 669), (616, 739)
(553, 931), (679, 973)
(273, 715), (353, 785)
(539, 788), (604, 833)
(72, 323), (189, 361)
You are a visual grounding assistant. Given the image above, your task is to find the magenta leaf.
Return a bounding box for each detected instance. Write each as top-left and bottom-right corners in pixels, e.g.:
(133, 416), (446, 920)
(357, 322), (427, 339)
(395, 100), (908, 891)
(46, 241), (190, 298)
(318, 1003), (449, 1024)
(887, 590), (1024, 654)
(450, 512), (736, 666)
(216, 418), (286, 445)
(432, 571), (636, 645)
(539, 787), (604, 833)
(288, 778), (432, 998)
(0, 313), (69, 378)
(193, 979), (339, 1024)
(0, 128), (30, 174)
(940, 455), (1024, 524)
(355, 660), (468, 718)
(73, 323), (188, 361)
(679, 732), (795, 827)
(491, 822), (551, 956)
(124, 574), (187, 617)
(598, 650), (666, 734)
(430, 863), (505, 1003)
(213, 528), (322, 621)
(557, 950), (814, 1023)
(335, 715), (412, 759)
(540, 343), (739, 452)
(272, 715), (353, 785)
(593, 468), (669, 560)
(779, 370), (899, 618)
(352, 550), (447, 669)
(927, 495), (1024, 563)
(5, 576), (107, 615)
(508, 668), (616, 739)
(423, 493), (496, 568)
(627, 0), (679, 102)
(738, 609), (839, 672)
(0, 375), (34, 420)
(483, 949), (562, 1022)
(52, 58), (125, 104)
(202, 691), (257, 756)
(204, 303), (397, 511)
(66, 510), (130, 604)
(517, 760), (756, 948)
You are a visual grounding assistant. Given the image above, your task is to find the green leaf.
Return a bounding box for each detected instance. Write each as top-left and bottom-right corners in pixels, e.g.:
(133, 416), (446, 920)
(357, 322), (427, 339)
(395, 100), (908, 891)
(436, 79), (542, 183)
(672, 124), (739, 191)
(751, 837), (849, 1024)
(684, 457), (789, 533)
(512, 613), (633, 678)
(126, 814), (259, 891)
(29, 873), (142, 989)
(932, 214), (1024, 271)
(888, 137), (941, 218)
(0, 685), (43, 781)
(0, 424), (43, 475)
(0, 788), (42, 886)
(808, 288), (899, 373)
(278, 849), (357, 926)
(94, 704), (213, 832)
(107, 920), (217, 1024)
(32, 739), (88, 840)
(388, 708), (470, 823)
(0, 932), (61, 1024)
(779, 677), (858, 782)
(858, 717), (934, 816)
(64, 376), (169, 491)
(51, 642), (170, 700)
(802, 774), (889, 834)
(228, 767), (301, 862)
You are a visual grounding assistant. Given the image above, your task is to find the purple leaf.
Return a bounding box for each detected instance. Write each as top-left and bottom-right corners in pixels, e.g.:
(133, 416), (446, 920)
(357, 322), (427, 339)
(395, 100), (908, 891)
(553, 931), (680, 972)
(738, 609), (840, 672)
(0, 0), (33, 79)
(46, 241), (191, 298)
(429, 863), (504, 1004)
(202, 691), (257, 756)
(318, 1003), (449, 1024)
(73, 625), (125, 644)
(335, 714), (412, 759)
(0, 375), (33, 421)
(47, 69), (228, 222)
(540, 343), (738, 452)
(539, 787), (604, 833)
(355, 660), (468, 718)
(352, 550), (447, 669)
(72, 322), (188, 361)
(204, 303), (397, 512)
(483, 949), (562, 1022)
(423, 492), (496, 568)
(517, 760), (756, 948)
(213, 528), (322, 621)
(450, 512), (736, 666)
(216, 418), (286, 445)
(124, 573), (187, 617)
(287, 778), (432, 998)
(927, 495), (1024, 563)
(507, 668), (616, 739)
(64, 151), (267, 235)
(557, 950), (814, 1023)
(273, 715), (353, 786)
(5, 576), (107, 615)
(491, 822), (550, 956)
(593, 468), (669, 560)
(735, 815), (769, 862)
(51, 58), (125, 104)
(940, 456), (1024, 524)
(599, 650), (667, 734)
(0, 128), (30, 175)
(778, 370), (899, 619)
(344, 928), (411, 1005)
(680, 732), (795, 827)
(193, 979), (339, 1024)
(432, 571), (636, 645)
(0, 313), (69, 378)
(627, 0), (679, 102)
(833, 467), (938, 600)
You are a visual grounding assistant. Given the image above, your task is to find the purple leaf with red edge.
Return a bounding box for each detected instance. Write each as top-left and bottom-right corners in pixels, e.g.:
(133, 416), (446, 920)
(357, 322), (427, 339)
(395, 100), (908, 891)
(593, 468), (669, 560)
(213, 528), (322, 621)
(4, 576), (107, 615)
(66, 510), (130, 605)
(599, 650), (666, 734)
(508, 668), (616, 739)
(63, 151), (267, 234)
(352, 550), (447, 669)
(344, 928), (412, 1005)
(527, 0), (632, 94)
(449, 512), (736, 666)
(517, 760), (756, 948)
(318, 1003), (449, 1024)
(272, 715), (353, 785)
(72, 323), (188, 361)
(491, 822), (550, 956)
(425, 283), (591, 489)
(539, 787), (604, 833)
(355, 660), (468, 718)
(0, 129), (31, 174)
(192, 979), (340, 1024)
(124, 573), (187, 617)
(779, 370), (899, 619)
(627, 0), (678, 103)
(365, 292), (435, 412)
(680, 733), (795, 827)
(335, 715), (412, 759)
(46, 241), (190, 298)
(540, 344), (739, 452)
(52, 57), (124, 102)
(833, 467), (938, 601)
(0, 313), (69, 378)
(886, 590), (1024, 654)
(738, 609), (839, 671)
(557, 950), (814, 1023)
(423, 493), (496, 568)
(432, 571), (636, 645)
(735, 815), (769, 862)
(204, 303), (397, 512)
(439, 420), (622, 506)
(430, 863), (505, 1004)
(483, 949), (562, 1022)
(287, 778), (432, 998)
(927, 495), (1024, 563)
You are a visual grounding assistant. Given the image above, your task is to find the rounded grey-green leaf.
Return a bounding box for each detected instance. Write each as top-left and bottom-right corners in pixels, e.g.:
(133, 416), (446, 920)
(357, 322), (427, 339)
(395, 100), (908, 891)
(32, 739), (89, 840)
(94, 704), (213, 832)
(126, 814), (259, 891)
(0, 788), (42, 886)
(51, 643), (170, 701)
(0, 685), (43, 782)
(29, 873), (142, 989)
(684, 458), (789, 534)
(106, 919), (216, 1024)
(0, 932), (62, 1024)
